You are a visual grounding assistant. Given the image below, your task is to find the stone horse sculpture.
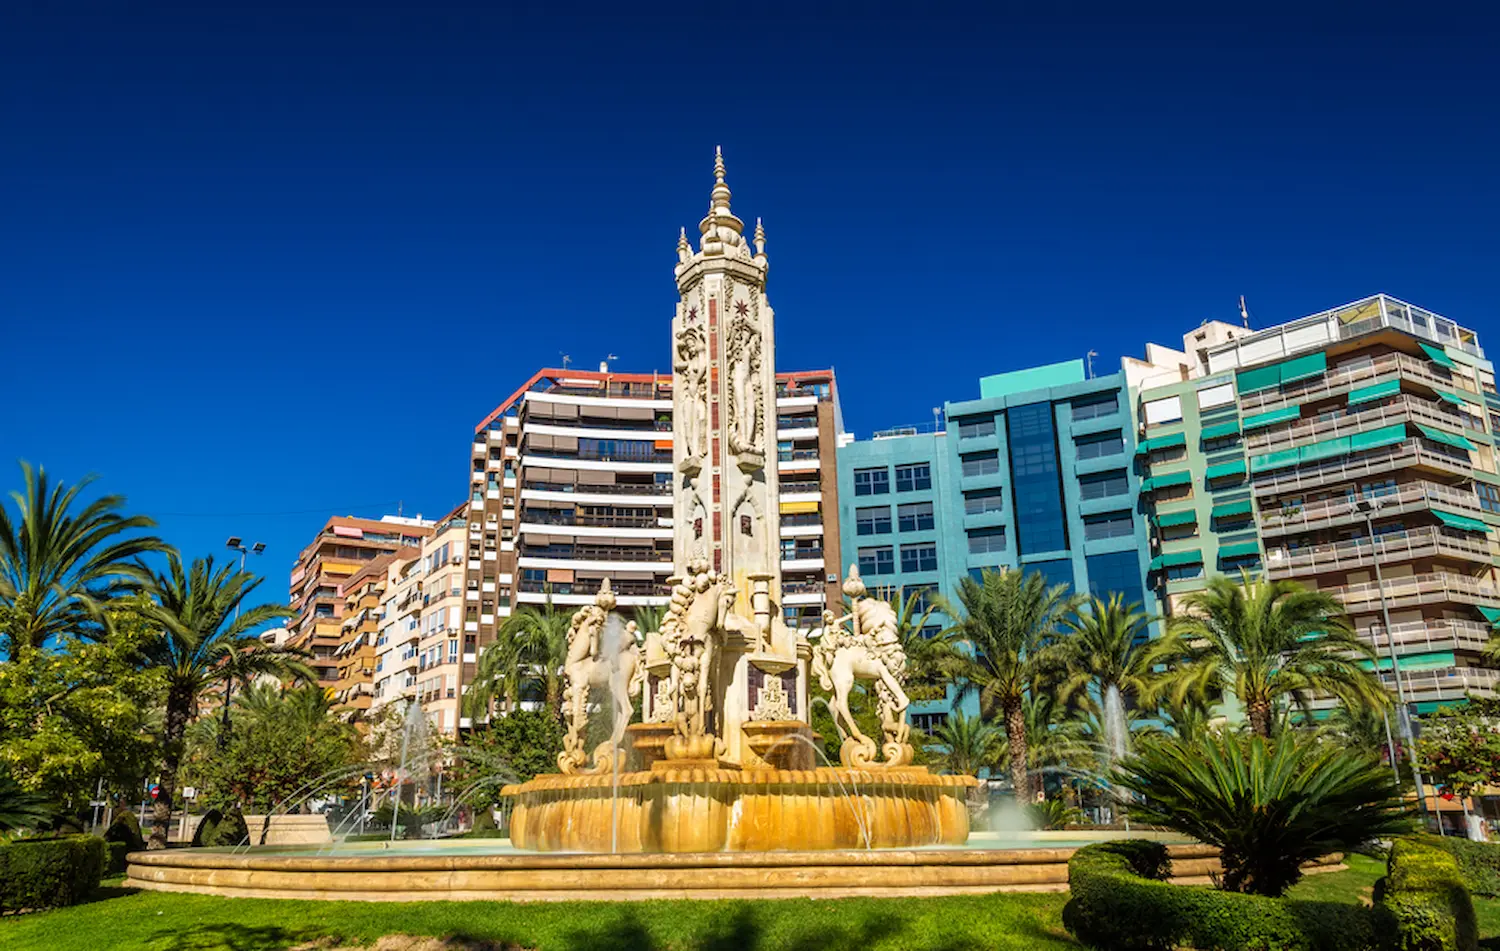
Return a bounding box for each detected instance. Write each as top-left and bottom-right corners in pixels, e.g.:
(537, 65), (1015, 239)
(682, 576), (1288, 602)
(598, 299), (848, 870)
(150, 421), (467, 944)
(558, 579), (645, 774)
(812, 565), (913, 768)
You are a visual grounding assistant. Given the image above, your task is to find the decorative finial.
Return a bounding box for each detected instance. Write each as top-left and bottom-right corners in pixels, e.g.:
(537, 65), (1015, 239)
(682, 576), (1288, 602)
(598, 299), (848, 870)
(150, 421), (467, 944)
(753, 217), (766, 256)
(698, 146), (743, 246)
(676, 226), (691, 265)
(714, 145), (725, 184)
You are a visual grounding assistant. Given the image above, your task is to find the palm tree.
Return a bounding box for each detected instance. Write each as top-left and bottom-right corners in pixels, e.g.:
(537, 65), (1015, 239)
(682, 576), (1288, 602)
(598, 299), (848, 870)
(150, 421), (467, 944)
(884, 588), (961, 703)
(925, 712), (1001, 776)
(0, 462), (166, 653)
(465, 601), (572, 721)
(938, 568), (1082, 802)
(133, 554), (306, 849)
(632, 604), (665, 636)
(1167, 574), (1388, 738)
(1484, 632), (1499, 667)
(0, 771), (53, 833)
(1055, 594), (1171, 715)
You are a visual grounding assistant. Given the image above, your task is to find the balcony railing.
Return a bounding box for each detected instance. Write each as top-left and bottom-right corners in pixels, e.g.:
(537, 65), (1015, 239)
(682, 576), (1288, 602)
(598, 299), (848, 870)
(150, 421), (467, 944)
(524, 415), (671, 433)
(520, 545), (671, 563)
(782, 581), (828, 595)
(518, 578), (667, 597)
(522, 480), (671, 497)
(1369, 618), (1496, 656)
(523, 447), (672, 465)
(778, 449), (820, 462)
(781, 548), (825, 561)
(518, 510), (664, 529)
(1265, 526), (1492, 577)
(1325, 571), (1500, 611)
(1251, 439), (1472, 497)
(1379, 666), (1499, 698)
(1259, 481), (1484, 536)
(1245, 395), (1469, 454)
(780, 512), (824, 528)
(1240, 351), (1483, 414)
(780, 480), (822, 495)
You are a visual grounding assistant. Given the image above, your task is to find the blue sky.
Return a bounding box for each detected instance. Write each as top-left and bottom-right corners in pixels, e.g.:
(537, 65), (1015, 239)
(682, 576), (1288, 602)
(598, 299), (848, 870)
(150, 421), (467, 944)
(2, 2), (1497, 616)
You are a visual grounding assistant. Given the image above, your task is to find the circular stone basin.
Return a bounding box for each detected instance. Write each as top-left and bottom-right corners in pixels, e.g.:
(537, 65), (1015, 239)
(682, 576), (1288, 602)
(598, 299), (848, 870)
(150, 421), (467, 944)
(126, 833), (1241, 902)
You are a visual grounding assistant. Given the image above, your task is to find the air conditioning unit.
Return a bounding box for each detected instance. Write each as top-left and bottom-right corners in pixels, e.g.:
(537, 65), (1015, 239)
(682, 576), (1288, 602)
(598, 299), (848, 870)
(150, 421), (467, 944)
(451, 557), (463, 566)
(826, 573), (838, 583)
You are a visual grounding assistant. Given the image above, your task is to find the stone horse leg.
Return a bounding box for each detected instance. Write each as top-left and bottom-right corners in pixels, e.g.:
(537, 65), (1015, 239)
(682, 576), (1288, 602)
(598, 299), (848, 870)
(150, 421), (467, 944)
(829, 652), (872, 749)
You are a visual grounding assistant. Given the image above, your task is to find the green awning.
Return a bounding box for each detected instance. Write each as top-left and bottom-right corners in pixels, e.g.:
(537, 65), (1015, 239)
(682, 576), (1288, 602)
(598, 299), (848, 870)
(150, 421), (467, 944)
(1434, 389), (1467, 407)
(1349, 423), (1409, 453)
(1416, 423), (1477, 451)
(1431, 509), (1489, 533)
(1279, 352), (1328, 385)
(1219, 541), (1262, 560)
(1250, 448), (1301, 473)
(1212, 499), (1254, 520)
(1201, 420), (1242, 441)
(1149, 549), (1203, 571)
(1205, 459), (1247, 481)
(1236, 364), (1283, 394)
(1348, 379), (1401, 406)
(1243, 405), (1303, 431)
(1134, 431), (1188, 456)
(1154, 509), (1198, 528)
(1420, 342), (1458, 369)
(1142, 470), (1192, 492)
(1299, 436), (1351, 463)
(1477, 605), (1500, 627)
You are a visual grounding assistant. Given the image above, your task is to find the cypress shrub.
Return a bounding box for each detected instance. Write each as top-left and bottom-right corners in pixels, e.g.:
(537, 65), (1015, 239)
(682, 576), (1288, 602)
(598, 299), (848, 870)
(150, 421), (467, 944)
(191, 807), (250, 848)
(0, 835), (106, 914)
(103, 812), (146, 872)
(1375, 839), (1478, 951)
(1062, 840), (1384, 951)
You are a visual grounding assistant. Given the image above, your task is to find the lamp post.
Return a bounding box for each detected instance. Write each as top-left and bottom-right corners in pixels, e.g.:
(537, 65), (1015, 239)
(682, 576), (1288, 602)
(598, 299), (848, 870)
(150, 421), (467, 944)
(1354, 498), (1430, 828)
(221, 537), (266, 750)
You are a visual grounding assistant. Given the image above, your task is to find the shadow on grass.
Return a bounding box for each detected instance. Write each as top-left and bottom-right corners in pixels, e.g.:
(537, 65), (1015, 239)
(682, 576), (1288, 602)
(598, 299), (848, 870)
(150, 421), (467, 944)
(145, 922), (324, 951)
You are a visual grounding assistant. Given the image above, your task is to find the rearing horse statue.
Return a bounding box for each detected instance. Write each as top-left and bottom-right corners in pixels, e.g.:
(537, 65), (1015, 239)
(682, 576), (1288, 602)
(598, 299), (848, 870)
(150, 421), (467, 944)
(811, 565), (913, 768)
(558, 579), (645, 774)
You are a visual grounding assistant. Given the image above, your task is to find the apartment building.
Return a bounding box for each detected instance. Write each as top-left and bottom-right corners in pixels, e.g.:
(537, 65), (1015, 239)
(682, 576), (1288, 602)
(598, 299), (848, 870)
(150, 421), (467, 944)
(1132, 294), (1500, 708)
(372, 548), (424, 717)
(287, 515), (434, 688)
(332, 554), (397, 715)
(464, 367), (843, 658)
(414, 509), (472, 734)
(837, 360), (1158, 733)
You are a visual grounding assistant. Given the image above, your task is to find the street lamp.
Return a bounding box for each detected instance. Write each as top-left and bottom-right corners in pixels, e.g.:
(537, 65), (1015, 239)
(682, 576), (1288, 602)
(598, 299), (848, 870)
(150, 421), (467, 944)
(221, 537), (267, 750)
(1354, 497), (1430, 827)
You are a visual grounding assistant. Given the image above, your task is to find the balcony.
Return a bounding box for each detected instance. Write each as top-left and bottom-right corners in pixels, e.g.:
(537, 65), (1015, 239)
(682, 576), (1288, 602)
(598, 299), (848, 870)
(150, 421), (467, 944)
(1245, 395), (1469, 454)
(1324, 571), (1500, 613)
(780, 480), (822, 497)
(1265, 526), (1492, 578)
(1379, 666), (1499, 702)
(524, 414), (671, 434)
(521, 480), (671, 498)
(518, 544), (671, 564)
(1368, 618), (1497, 656)
(1259, 481), (1484, 537)
(522, 446), (672, 465)
(1240, 350), (1483, 414)
(518, 509), (665, 530)
(518, 578), (666, 598)
(1251, 439), (1472, 497)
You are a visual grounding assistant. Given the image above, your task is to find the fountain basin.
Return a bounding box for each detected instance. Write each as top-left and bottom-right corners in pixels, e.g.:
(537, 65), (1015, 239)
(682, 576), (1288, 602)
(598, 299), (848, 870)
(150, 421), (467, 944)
(502, 765), (976, 852)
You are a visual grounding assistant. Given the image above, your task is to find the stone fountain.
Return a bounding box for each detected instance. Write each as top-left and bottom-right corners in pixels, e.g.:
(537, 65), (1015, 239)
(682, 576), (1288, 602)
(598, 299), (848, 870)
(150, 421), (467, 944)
(501, 148), (974, 853)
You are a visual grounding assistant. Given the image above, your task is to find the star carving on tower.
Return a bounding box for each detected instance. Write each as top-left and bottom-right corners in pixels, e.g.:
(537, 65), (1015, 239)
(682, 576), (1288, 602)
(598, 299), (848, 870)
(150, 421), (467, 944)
(734, 300), (749, 317)
(687, 306), (698, 323)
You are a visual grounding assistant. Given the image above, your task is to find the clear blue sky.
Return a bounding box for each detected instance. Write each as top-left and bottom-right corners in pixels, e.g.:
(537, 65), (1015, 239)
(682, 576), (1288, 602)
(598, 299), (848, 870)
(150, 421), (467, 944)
(3, 2), (1496, 616)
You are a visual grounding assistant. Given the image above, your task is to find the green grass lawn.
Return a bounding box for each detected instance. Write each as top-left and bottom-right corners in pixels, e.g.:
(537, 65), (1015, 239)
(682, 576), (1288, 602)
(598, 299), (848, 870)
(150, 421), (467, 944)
(2, 858), (1498, 951)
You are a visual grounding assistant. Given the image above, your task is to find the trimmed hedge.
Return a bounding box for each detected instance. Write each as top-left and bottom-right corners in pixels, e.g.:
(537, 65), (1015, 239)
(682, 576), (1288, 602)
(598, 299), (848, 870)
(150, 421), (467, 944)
(0, 835), (106, 914)
(191, 808), (249, 848)
(1375, 839), (1478, 951)
(1410, 834), (1500, 900)
(103, 812), (146, 873)
(1062, 840), (1385, 951)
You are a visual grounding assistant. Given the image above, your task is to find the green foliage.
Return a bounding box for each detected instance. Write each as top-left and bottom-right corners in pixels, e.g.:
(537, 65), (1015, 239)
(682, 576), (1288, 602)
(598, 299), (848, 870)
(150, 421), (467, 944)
(809, 682), (884, 765)
(455, 709), (565, 797)
(182, 684), (363, 814)
(0, 603), (164, 815)
(1026, 797), (1083, 830)
(1376, 838), (1478, 951)
(190, 807), (250, 848)
(1410, 834), (1500, 899)
(465, 602), (572, 719)
(0, 461), (167, 654)
(1062, 840), (1386, 951)
(881, 587), (960, 703)
(1056, 593), (1171, 715)
(1415, 698), (1500, 798)
(0, 771), (53, 833)
(1115, 732), (1412, 896)
(103, 811), (144, 850)
(1167, 574), (1388, 738)
(470, 804), (498, 833)
(104, 840), (130, 875)
(370, 801), (445, 838)
(924, 712), (1001, 775)
(0, 835), (106, 914)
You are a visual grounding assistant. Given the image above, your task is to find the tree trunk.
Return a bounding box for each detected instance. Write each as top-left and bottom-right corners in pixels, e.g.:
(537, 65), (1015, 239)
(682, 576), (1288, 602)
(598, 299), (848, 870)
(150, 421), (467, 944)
(149, 686), (192, 850)
(1247, 697), (1272, 738)
(1004, 700), (1032, 804)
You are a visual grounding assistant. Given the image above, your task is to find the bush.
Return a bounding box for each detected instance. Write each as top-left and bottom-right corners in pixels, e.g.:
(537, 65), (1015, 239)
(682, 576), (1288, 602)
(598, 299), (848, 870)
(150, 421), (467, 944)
(1409, 834), (1500, 899)
(190, 807), (249, 848)
(0, 835), (106, 914)
(102, 811), (146, 874)
(1062, 840), (1384, 951)
(105, 841), (131, 875)
(1376, 839), (1478, 951)
(471, 806), (498, 833)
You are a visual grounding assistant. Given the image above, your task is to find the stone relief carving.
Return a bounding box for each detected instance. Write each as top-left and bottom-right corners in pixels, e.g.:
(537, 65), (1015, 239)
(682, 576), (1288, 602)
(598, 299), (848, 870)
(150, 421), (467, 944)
(674, 323), (708, 474)
(724, 310), (764, 465)
(558, 579), (645, 774)
(750, 672), (794, 722)
(811, 566), (914, 768)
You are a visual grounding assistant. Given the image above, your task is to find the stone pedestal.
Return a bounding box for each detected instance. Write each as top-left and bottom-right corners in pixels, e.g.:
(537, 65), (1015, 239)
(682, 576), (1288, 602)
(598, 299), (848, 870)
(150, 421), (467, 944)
(740, 720), (818, 770)
(626, 722), (675, 771)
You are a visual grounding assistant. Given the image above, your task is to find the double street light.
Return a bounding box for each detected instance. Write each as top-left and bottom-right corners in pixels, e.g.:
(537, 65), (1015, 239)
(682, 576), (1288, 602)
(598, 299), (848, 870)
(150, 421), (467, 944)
(221, 537), (267, 750)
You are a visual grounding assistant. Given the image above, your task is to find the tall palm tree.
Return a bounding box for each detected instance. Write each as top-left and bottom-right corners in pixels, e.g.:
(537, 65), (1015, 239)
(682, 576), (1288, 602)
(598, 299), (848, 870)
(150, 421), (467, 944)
(938, 568), (1081, 802)
(1167, 574), (1388, 739)
(465, 601), (572, 721)
(0, 462), (166, 653)
(884, 588), (961, 703)
(925, 712), (1001, 776)
(133, 554), (306, 849)
(1055, 594), (1170, 716)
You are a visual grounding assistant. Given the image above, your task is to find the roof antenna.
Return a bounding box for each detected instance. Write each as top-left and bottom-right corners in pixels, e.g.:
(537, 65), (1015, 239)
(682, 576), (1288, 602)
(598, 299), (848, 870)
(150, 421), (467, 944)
(560, 352), (572, 370)
(1239, 295), (1252, 329)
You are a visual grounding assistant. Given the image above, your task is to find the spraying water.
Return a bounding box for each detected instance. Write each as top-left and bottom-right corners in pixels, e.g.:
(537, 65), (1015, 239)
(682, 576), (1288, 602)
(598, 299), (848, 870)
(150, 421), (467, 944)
(1101, 685), (1129, 773)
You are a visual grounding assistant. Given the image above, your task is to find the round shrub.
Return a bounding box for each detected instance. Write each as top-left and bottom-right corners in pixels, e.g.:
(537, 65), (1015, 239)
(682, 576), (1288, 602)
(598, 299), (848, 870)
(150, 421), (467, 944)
(0, 835), (106, 914)
(1375, 839), (1478, 951)
(191, 807), (249, 848)
(104, 811), (145, 850)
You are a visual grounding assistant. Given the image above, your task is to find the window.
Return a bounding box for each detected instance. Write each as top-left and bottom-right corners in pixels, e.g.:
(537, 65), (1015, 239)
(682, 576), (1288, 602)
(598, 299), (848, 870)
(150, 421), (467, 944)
(1072, 394), (1119, 420)
(900, 542), (938, 573)
(910, 712), (948, 736)
(1007, 402), (1069, 554)
(857, 545), (894, 575)
(1078, 469), (1129, 501)
(1086, 550), (1146, 615)
(898, 501), (935, 532)
(956, 416), (996, 439)
(961, 452), (1000, 478)
(1083, 511), (1135, 541)
(964, 489), (1005, 515)
(855, 505), (891, 535)
(1165, 562), (1204, 582)
(1478, 483), (1500, 515)
(1196, 382), (1236, 411)
(854, 467), (889, 496)
(905, 586), (937, 613)
(1155, 482), (1193, 503)
(1075, 431), (1125, 460)
(895, 462), (933, 492)
(968, 527), (1007, 554)
(1029, 558), (1075, 591)
(1143, 396), (1183, 425)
